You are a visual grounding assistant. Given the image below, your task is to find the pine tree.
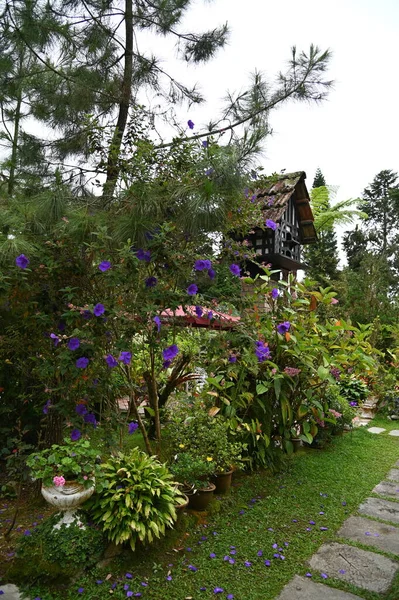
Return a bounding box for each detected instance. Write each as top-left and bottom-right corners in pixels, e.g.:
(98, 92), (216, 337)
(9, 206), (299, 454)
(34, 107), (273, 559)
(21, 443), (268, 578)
(312, 167), (326, 188)
(2, 0), (333, 202)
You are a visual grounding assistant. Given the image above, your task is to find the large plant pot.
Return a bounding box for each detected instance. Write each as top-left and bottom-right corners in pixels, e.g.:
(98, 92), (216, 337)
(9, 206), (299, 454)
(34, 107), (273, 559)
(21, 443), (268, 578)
(187, 483), (216, 511)
(213, 470), (233, 494)
(174, 494), (189, 524)
(41, 480), (95, 528)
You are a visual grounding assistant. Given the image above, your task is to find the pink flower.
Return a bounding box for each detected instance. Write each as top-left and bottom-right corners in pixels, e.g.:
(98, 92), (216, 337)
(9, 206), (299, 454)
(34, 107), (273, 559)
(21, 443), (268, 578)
(330, 298), (339, 305)
(53, 476), (66, 487)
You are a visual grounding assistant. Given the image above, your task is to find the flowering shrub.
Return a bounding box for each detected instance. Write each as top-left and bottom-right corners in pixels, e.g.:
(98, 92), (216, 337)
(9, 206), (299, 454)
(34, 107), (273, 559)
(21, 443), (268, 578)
(203, 270), (380, 466)
(169, 452), (216, 491)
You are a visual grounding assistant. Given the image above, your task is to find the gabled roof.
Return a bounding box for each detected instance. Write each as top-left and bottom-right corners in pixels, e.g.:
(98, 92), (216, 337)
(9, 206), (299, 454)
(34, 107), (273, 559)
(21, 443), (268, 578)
(256, 171), (317, 244)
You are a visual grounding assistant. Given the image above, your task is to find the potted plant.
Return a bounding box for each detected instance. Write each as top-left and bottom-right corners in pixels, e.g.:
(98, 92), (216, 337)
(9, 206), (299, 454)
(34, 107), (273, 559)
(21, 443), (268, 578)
(26, 436), (100, 526)
(165, 400), (244, 494)
(169, 452), (216, 511)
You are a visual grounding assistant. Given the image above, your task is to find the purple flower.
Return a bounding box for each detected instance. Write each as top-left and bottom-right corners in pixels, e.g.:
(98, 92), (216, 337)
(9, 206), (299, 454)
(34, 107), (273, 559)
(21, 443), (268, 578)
(305, 573), (312, 578)
(264, 559), (271, 566)
(228, 355), (237, 363)
(15, 254), (30, 269)
(68, 338), (80, 350)
(93, 303), (105, 317)
(320, 527), (328, 531)
(128, 422), (139, 435)
(119, 351), (132, 365)
(78, 588), (84, 594)
(163, 359), (172, 369)
(70, 428), (81, 441)
(125, 573), (133, 579)
(271, 288), (279, 299)
(257, 550), (263, 557)
(339, 569), (346, 574)
(244, 561), (252, 567)
(126, 593), (133, 598)
(42, 400), (51, 414)
(136, 249), (151, 262)
(209, 553), (216, 558)
(350, 401), (358, 407)
(96, 580), (103, 584)
(309, 520), (315, 525)
(98, 261), (111, 272)
(194, 259), (207, 271)
(200, 588), (207, 592)
(75, 403), (88, 416)
(255, 340), (271, 362)
(227, 596), (234, 600)
(190, 305), (204, 321)
(84, 413), (97, 426)
(105, 354), (118, 368)
(272, 543), (278, 549)
(205, 168), (214, 176)
(50, 333), (60, 347)
(202, 140), (208, 148)
(82, 310), (92, 320)
(23, 529), (31, 536)
(229, 264), (241, 277)
(145, 276), (158, 288)
(208, 268), (216, 280)
(188, 565), (197, 571)
(187, 119), (195, 129)
(228, 558), (235, 564)
(153, 315), (161, 332)
(277, 321), (291, 334)
(321, 573), (328, 579)
(265, 219), (278, 230)
(207, 311), (213, 320)
(163, 344), (179, 361)
(213, 588), (224, 594)
(187, 283), (198, 295)
(76, 357), (89, 369)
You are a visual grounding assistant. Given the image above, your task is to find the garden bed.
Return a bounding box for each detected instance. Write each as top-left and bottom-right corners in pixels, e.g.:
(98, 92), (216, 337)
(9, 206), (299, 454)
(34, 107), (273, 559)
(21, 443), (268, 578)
(2, 420), (398, 600)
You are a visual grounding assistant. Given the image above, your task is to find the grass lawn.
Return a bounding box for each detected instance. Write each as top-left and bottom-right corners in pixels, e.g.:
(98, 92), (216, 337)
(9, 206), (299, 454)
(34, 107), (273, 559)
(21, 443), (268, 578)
(22, 420), (399, 600)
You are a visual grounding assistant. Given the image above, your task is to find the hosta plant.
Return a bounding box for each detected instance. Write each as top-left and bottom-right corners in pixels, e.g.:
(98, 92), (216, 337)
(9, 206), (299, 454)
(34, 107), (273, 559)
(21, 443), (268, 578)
(88, 448), (185, 550)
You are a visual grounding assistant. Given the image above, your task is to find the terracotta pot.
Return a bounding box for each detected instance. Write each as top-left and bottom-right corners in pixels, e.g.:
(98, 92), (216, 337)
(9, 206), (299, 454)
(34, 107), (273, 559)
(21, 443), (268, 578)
(187, 483), (216, 511)
(213, 469), (233, 494)
(291, 439), (302, 452)
(174, 494), (189, 524)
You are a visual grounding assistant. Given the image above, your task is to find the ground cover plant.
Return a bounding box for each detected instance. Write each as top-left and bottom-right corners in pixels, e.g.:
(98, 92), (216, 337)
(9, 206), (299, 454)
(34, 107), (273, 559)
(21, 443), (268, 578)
(12, 422), (398, 600)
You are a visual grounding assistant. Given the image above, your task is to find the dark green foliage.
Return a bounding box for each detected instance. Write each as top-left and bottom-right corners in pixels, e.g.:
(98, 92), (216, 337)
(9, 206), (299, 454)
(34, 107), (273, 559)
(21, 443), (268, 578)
(9, 512), (105, 583)
(312, 167), (326, 188)
(338, 376), (369, 406)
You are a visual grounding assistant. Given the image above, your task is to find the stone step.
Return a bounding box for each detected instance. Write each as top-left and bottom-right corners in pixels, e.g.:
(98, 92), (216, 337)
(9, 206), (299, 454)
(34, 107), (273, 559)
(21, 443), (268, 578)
(309, 542), (398, 594)
(337, 515), (399, 555)
(389, 430), (399, 437)
(373, 480), (399, 500)
(359, 497), (399, 524)
(0, 584), (24, 600)
(367, 427), (386, 434)
(387, 468), (399, 482)
(275, 575), (363, 600)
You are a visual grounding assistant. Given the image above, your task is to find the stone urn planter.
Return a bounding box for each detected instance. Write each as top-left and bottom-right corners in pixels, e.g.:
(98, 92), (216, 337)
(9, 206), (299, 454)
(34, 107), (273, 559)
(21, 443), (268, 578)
(41, 480), (95, 529)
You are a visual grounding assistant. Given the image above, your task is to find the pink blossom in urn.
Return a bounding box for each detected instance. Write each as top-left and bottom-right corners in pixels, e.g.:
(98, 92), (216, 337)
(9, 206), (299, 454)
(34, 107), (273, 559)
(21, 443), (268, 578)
(53, 476), (66, 487)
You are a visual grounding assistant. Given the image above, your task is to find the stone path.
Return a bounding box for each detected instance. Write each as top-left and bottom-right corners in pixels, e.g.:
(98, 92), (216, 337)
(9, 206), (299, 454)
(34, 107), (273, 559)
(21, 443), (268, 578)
(276, 457), (399, 600)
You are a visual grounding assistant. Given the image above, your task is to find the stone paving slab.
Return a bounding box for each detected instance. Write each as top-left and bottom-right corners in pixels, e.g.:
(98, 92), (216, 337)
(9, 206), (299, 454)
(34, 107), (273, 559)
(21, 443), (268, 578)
(275, 575), (364, 600)
(387, 468), (399, 481)
(373, 480), (399, 500)
(0, 584), (25, 600)
(309, 542), (398, 594)
(367, 427), (386, 434)
(389, 430), (399, 436)
(337, 516), (399, 555)
(359, 497), (399, 524)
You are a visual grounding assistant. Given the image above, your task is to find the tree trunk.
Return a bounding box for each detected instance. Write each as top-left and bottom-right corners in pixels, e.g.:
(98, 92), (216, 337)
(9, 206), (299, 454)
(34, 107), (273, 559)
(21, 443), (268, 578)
(8, 54), (24, 197)
(102, 0), (133, 204)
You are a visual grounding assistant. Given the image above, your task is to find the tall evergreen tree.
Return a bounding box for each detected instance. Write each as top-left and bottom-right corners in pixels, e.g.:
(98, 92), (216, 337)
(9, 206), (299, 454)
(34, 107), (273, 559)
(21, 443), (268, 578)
(1, 0), (332, 202)
(312, 167), (326, 188)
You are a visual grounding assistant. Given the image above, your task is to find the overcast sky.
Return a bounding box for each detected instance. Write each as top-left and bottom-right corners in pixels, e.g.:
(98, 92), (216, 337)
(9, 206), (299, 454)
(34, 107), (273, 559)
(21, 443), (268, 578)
(151, 0), (398, 205)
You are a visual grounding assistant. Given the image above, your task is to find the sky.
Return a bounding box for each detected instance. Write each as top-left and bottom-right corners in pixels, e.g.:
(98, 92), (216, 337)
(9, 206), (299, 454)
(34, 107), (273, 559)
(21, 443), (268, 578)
(148, 0), (399, 205)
